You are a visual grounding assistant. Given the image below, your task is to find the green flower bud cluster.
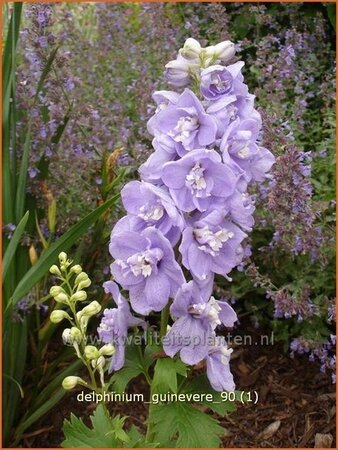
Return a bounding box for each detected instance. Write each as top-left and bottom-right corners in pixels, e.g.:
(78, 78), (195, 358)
(48, 252), (114, 392)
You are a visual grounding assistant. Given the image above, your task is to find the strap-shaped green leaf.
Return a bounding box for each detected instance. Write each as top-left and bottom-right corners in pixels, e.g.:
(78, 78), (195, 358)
(2, 211), (29, 282)
(11, 193), (119, 305)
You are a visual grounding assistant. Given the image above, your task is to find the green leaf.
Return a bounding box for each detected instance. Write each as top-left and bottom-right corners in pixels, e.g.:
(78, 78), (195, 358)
(2, 3), (23, 226)
(125, 425), (159, 448)
(11, 193), (120, 305)
(2, 211), (29, 282)
(111, 365), (144, 393)
(152, 358), (187, 394)
(150, 402), (224, 448)
(62, 404), (125, 448)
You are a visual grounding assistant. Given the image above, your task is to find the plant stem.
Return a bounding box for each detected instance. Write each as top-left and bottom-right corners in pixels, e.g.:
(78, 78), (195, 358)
(159, 303), (170, 340)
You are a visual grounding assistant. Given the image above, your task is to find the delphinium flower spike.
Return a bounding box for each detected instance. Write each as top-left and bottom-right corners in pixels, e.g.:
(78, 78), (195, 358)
(101, 38), (275, 390)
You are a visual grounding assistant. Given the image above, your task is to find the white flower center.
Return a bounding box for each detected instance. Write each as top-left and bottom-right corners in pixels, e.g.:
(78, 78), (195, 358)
(237, 144), (251, 158)
(194, 225), (234, 256)
(186, 163), (207, 192)
(211, 74), (231, 92)
(138, 204), (164, 222)
(116, 248), (163, 278)
(169, 115), (199, 143)
(189, 296), (222, 329)
(220, 346), (233, 365)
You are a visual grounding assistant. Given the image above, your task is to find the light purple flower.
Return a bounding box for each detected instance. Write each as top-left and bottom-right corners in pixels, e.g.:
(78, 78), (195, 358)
(163, 282), (237, 365)
(161, 148), (238, 212)
(179, 209), (247, 280)
(113, 180), (184, 245)
(148, 89), (217, 155)
(227, 190), (255, 231)
(207, 93), (261, 138)
(109, 227), (185, 315)
(98, 281), (146, 372)
(206, 336), (235, 392)
(139, 135), (178, 183)
(221, 118), (275, 182)
(200, 62), (247, 101)
(164, 55), (193, 87)
(152, 90), (180, 112)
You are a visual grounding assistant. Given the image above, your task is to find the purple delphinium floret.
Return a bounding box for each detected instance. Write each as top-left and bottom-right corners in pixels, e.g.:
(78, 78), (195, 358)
(98, 281), (146, 372)
(179, 209), (247, 280)
(206, 336), (235, 391)
(114, 180), (184, 245)
(148, 88), (218, 155)
(221, 118), (275, 183)
(109, 227), (185, 315)
(200, 62), (247, 101)
(161, 148), (238, 212)
(163, 282), (237, 365)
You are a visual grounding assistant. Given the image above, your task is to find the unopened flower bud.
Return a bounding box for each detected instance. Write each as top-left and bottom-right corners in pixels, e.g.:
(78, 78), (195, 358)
(75, 272), (89, 285)
(62, 376), (86, 390)
(50, 310), (71, 323)
(70, 264), (82, 274)
(78, 278), (91, 290)
(70, 327), (82, 342)
(49, 286), (64, 297)
(49, 265), (61, 277)
(180, 38), (201, 60)
(99, 344), (115, 357)
(206, 41), (235, 63)
(164, 58), (191, 87)
(92, 355), (106, 370)
(58, 252), (68, 264)
(62, 328), (71, 344)
(54, 293), (69, 304)
(70, 290), (87, 302)
(81, 301), (101, 317)
(84, 345), (99, 360)
(214, 41), (235, 61)
(62, 327), (82, 345)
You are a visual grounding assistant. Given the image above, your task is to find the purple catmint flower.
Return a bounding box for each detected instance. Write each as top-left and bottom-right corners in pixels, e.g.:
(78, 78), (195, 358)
(206, 336), (235, 392)
(200, 62), (247, 101)
(98, 281), (146, 372)
(28, 167), (39, 178)
(3, 223), (16, 239)
(109, 227), (185, 315)
(161, 148), (237, 212)
(148, 88), (217, 155)
(163, 282), (237, 365)
(179, 209), (247, 280)
(114, 180), (184, 245)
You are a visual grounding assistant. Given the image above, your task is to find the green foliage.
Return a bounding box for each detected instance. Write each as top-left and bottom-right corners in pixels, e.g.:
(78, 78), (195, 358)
(152, 358), (188, 394)
(62, 404), (129, 448)
(62, 404), (156, 448)
(149, 402), (224, 448)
